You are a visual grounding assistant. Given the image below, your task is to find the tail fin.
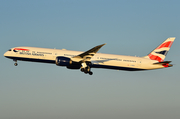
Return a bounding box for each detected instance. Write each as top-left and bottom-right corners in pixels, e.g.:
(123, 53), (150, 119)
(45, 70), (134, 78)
(144, 37), (175, 62)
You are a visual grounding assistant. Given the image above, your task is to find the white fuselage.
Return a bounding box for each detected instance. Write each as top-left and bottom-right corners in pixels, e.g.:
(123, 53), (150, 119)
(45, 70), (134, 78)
(4, 46), (166, 71)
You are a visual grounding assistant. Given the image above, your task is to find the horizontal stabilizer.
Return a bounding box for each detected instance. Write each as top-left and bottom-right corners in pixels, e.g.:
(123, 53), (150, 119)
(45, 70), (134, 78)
(153, 61), (172, 65)
(153, 61), (173, 67)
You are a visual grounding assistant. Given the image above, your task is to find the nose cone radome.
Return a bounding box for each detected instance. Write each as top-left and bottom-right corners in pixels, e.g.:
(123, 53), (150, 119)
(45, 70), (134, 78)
(4, 52), (8, 57)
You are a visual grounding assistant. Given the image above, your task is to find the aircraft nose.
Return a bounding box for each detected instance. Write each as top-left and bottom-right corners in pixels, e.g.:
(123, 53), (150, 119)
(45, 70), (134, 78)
(4, 52), (8, 57)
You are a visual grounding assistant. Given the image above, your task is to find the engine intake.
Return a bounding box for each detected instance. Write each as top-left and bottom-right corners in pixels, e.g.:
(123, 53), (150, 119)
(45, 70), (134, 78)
(55, 56), (81, 69)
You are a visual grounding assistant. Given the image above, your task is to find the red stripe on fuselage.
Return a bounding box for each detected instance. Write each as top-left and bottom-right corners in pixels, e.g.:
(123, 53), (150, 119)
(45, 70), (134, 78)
(14, 48), (29, 51)
(157, 41), (173, 49)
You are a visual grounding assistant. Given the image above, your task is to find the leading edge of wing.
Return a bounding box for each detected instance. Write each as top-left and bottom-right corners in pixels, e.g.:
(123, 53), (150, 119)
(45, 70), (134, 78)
(72, 43), (106, 62)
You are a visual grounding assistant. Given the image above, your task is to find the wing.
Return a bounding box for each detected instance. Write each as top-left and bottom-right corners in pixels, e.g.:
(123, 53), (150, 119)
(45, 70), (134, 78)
(71, 44), (106, 62)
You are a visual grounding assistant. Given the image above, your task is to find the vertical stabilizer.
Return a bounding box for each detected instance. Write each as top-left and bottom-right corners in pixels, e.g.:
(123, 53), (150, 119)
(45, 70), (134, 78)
(144, 37), (175, 62)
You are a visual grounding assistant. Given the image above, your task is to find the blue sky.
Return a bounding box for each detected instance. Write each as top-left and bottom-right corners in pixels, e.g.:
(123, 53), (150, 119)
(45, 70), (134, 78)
(0, 0), (180, 119)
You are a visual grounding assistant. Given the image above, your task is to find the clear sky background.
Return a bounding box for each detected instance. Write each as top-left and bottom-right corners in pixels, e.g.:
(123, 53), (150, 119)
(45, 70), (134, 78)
(0, 0), (180, 119)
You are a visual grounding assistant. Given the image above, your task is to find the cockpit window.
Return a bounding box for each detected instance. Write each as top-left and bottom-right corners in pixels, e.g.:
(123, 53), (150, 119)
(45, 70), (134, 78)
(8, 49), (11, 51)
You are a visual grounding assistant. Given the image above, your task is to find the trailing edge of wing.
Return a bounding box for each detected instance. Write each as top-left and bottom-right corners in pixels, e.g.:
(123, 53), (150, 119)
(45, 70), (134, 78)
(91, 59), (110, 64)
(72, 44), (106, 61)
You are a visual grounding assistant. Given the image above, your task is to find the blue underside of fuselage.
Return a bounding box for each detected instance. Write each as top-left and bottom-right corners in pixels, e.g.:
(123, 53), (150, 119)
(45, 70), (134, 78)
(5, 56), (145, 71)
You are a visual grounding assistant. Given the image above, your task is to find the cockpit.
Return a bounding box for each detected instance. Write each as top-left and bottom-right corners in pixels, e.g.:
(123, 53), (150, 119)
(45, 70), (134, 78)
(4, 49), (12, 57)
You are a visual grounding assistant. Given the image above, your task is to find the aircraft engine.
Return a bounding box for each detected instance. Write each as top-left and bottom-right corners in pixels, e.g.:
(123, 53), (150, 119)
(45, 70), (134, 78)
(56, 56), (71, 66)
(55, 56), (81, 69)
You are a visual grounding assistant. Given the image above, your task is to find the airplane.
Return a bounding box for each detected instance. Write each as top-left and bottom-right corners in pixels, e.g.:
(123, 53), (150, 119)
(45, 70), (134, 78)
(4, 37), (175, 75)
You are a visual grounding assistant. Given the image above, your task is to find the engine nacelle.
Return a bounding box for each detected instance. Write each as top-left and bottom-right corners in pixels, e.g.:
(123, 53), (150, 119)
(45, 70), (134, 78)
(56, 56), (71, 66)
(55, 56), (81, 69)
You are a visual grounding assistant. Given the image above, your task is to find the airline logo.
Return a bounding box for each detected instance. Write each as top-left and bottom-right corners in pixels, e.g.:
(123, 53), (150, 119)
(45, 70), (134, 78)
(13, 48), (44, 56)
(147, 38), (175, 62)
(13, 48), (30, 52)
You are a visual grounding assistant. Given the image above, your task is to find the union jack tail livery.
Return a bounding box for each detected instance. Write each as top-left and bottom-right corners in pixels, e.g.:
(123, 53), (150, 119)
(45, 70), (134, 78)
(144, 37), (175, 62)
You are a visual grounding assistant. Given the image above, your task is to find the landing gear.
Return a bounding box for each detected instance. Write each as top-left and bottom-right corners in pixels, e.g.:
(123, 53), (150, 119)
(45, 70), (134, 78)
(13, 59), (18, 66)
(89, 71), (93, 75)
(81, 68), (85, 72)
(14, 63), (18, 66)
(80, 64), (93, 75)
